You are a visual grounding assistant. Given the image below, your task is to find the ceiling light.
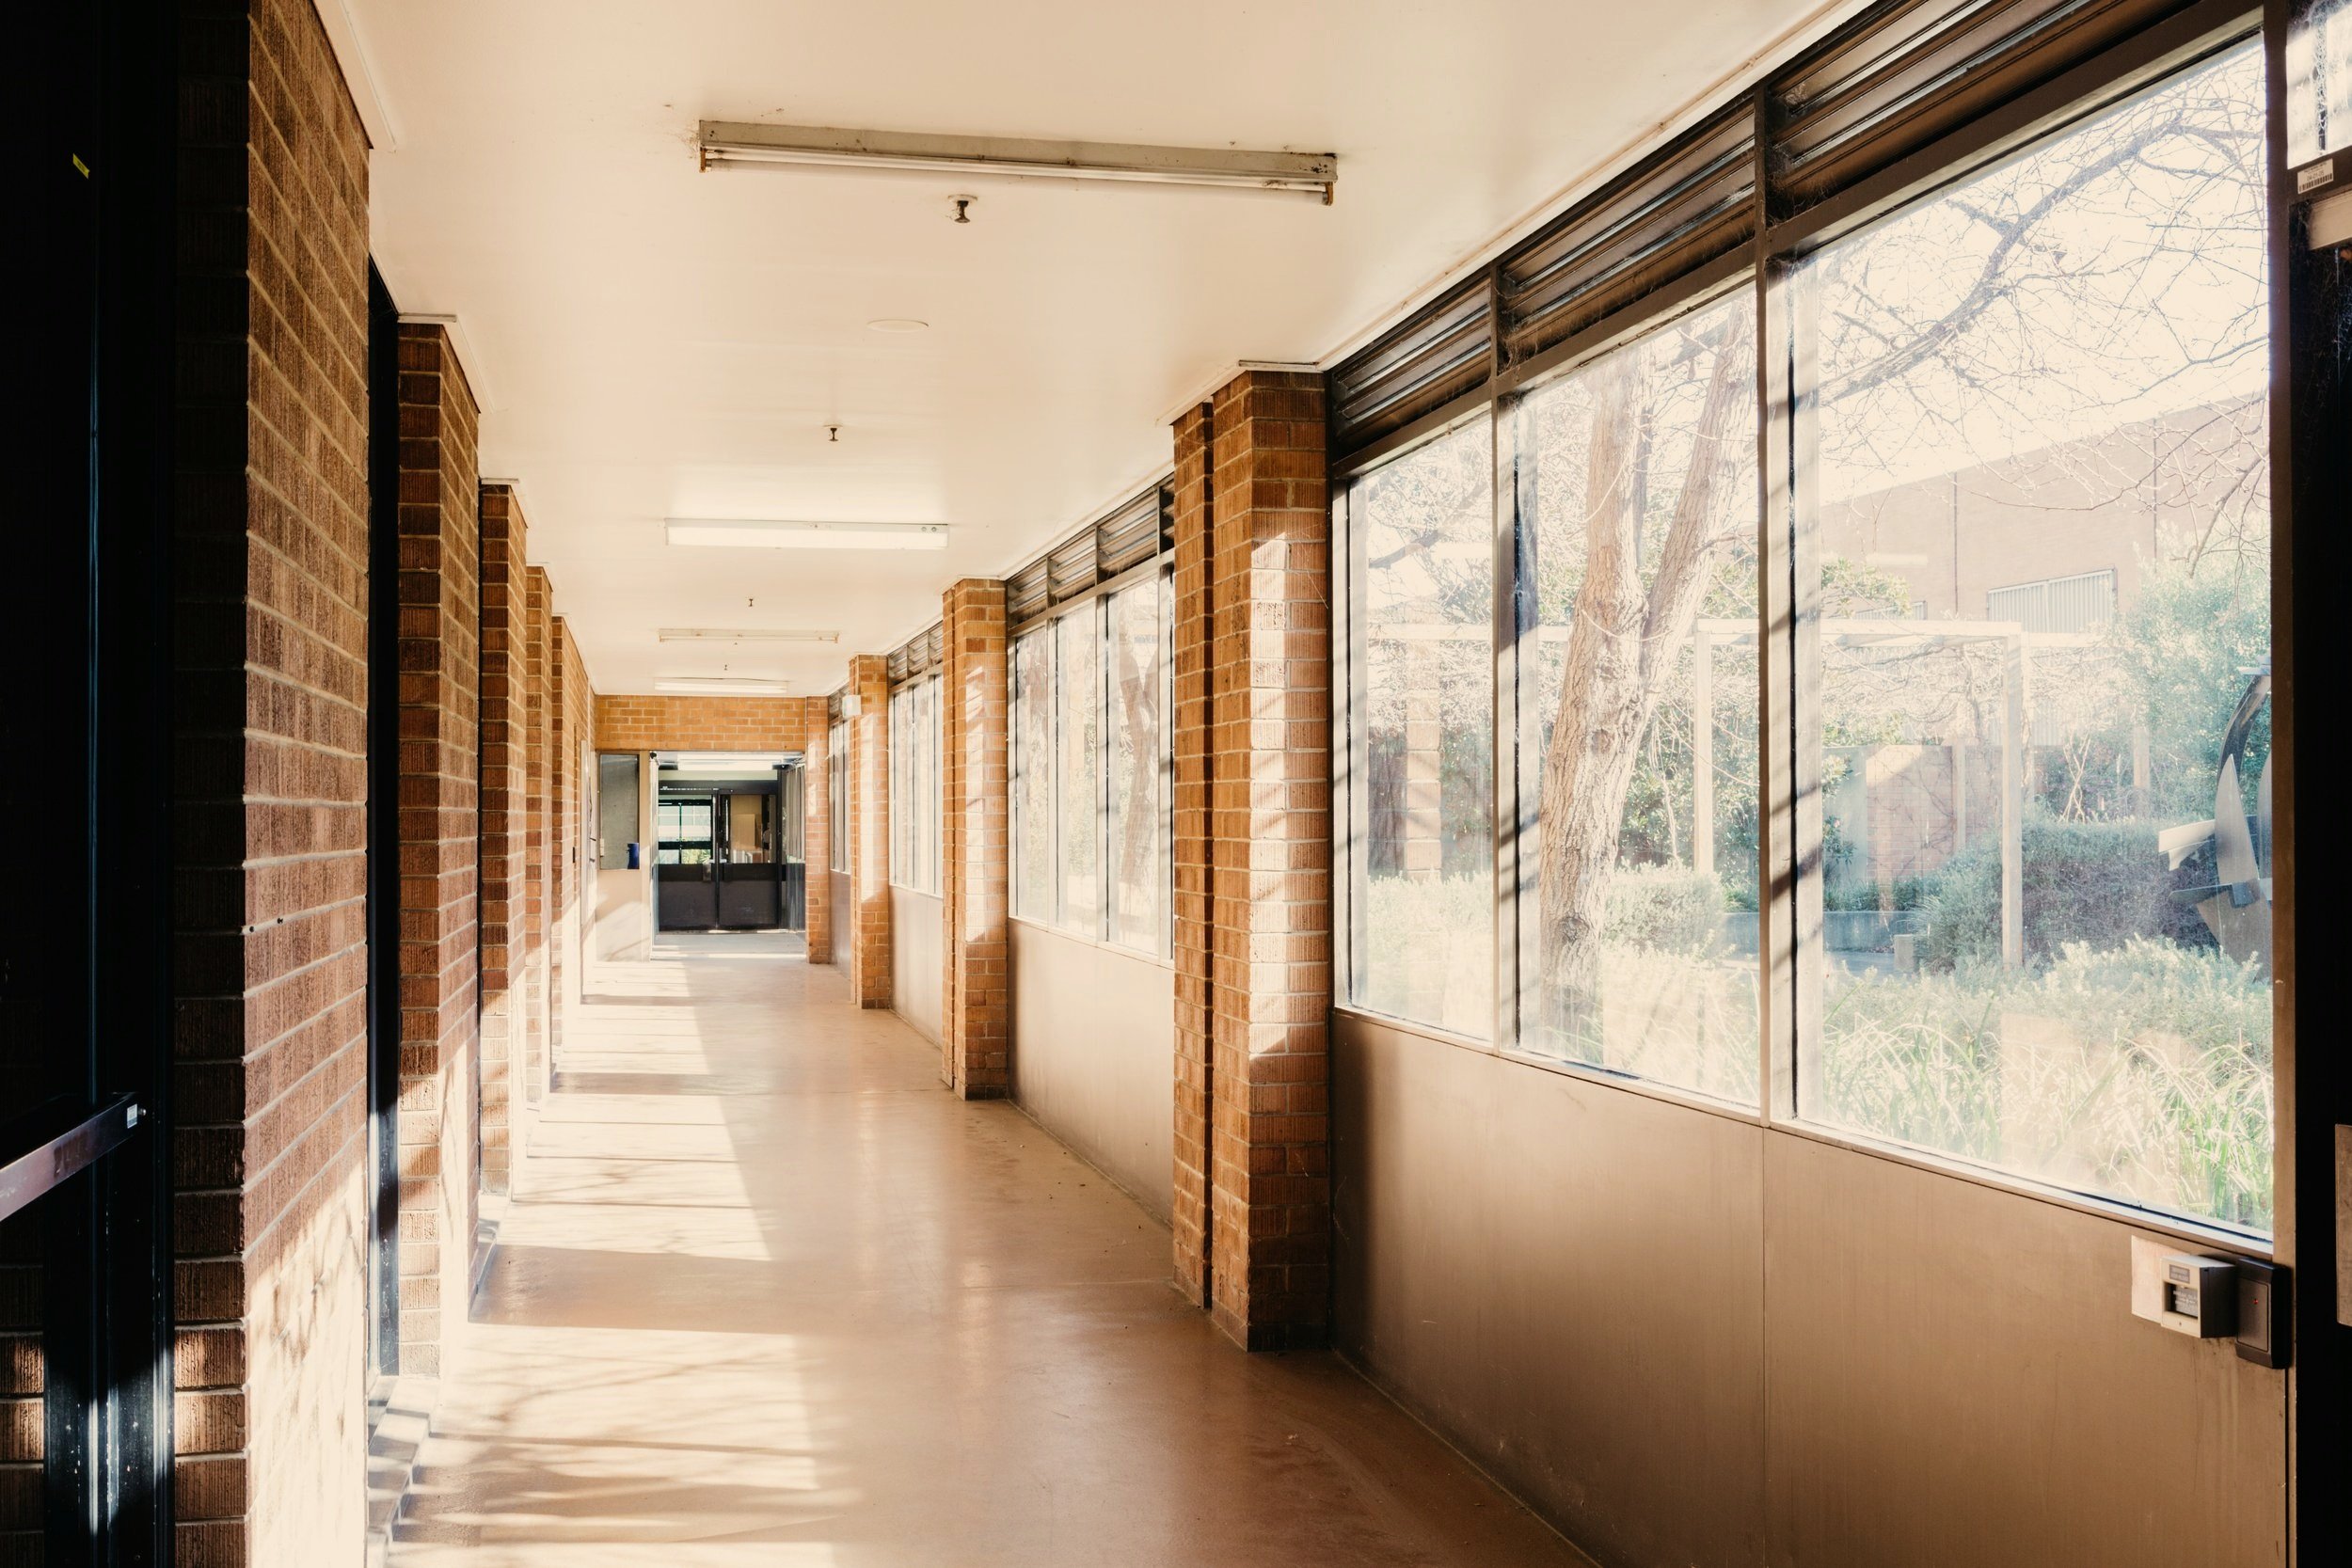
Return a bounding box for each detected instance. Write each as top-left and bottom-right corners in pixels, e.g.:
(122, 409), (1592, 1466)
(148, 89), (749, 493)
(867, 318), (929, 333)
(654, 677), (791, 696)
(665, 517), (949, 551)
(658, 627), (841, 643)
(697, 121), (1338, 204)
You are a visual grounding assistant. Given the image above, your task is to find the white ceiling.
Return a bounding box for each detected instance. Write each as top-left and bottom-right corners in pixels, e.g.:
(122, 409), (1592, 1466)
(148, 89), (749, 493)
(357, 0), (1839, 695)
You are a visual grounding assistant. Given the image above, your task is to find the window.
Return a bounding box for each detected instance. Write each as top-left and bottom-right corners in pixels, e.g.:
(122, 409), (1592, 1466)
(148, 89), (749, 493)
(1012, 627), (1055, 920)
(1009, 577), (1172, 948)
(1349, 420), (1494, 1038)
(657, 799), (712, 864)
(1105, 576), (1168, 953)
(889, 675), (944, 895)
(1518, 288), (1759, 1099)
(829, 718), (849, 874)
(596, 752), (639, 871)
(1057, 604), (1102, 933)
(1792, 44), (2272, 1231)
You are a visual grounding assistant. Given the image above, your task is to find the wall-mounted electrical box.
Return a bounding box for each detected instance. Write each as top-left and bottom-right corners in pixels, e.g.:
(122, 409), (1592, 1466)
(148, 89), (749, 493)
(2128, 1234), (2287, 1366)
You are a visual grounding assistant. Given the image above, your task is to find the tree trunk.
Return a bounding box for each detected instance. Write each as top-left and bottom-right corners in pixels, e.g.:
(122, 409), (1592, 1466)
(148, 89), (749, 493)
(1537, 331), (1749, 1052)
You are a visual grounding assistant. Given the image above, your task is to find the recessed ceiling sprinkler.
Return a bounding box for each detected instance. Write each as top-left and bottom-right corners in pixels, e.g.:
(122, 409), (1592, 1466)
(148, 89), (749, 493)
(825, 424), (841, 443)
(949, 194), (976, 224)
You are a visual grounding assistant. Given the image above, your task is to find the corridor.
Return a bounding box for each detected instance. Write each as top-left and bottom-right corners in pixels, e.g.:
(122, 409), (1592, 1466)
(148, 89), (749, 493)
(391, 936), (1588, 1568)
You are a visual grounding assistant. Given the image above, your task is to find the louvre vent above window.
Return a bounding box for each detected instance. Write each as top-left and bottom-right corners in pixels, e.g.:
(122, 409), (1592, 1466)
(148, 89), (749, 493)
(1004, 479), (1174, 630)
(1501, 104), (1757, 364)
(1767, 0), (2207, 212)
(887, 623), (943, 689)
(1328, 281), (1492, 456)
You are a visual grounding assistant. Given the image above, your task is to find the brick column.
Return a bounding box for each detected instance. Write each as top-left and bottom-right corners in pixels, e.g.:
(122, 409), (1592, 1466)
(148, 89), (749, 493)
(847, 653), (893, 1007)
(169, 1), (373, 1554)
(549, 618), (582, 1046)
(477, 484), (527, 1196)
(1173, 370), (1332, 1351)
(1170, 401), (1217, 1309)
(941, 580), (1010, 1097)
(804, 698), (834, 963)
(393, 321), (483, 1375)
(520, 566), (551, 1111)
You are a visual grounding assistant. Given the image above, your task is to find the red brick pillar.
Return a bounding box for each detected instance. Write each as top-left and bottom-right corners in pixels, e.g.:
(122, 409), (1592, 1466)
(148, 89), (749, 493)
(847, 653), (893, 1007)
(1170, 402), (1217, 1309)
(170, 0), (374, 1553)
(1173, 370), (1332, 1350)
(520, 566), (551, 1111)
(393, 321), (484, 1375)
(549, 618), (582, 1045)
(804, 697), (834, 964)
(477, 484), (527, 1195)
(941, 580), (1010, 1097)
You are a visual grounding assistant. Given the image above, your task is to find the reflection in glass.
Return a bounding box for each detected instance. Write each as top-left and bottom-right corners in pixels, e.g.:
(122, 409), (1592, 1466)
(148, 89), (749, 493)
(1799, 46), (2272, 1230)
(1012, 630), (1054, 919)
(1106, 578), (1167, 953)
(1519, 290), (1760, 1100)
(1353, 420), (1493, 1037)
(1057, 607), (1102, 933)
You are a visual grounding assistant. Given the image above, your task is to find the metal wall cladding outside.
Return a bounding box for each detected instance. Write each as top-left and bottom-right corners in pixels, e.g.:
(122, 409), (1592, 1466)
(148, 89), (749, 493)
(1332, 1012), (2286, 1568)
(892, 885), (945, 1045)
(1009, 921), (1175, 1223)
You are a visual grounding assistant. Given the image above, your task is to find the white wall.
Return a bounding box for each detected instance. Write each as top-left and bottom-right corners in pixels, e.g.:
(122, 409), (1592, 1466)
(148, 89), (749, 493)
(1010, 920), (1174, 1221)
(891, 885), (945, 1044)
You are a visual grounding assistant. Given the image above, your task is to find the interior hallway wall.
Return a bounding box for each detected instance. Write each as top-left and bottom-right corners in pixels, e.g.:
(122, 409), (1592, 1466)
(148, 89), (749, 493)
(892, 887), (945, 1042)
(1010, 925), (1176, 1221)
(170, 0), (373, 1559)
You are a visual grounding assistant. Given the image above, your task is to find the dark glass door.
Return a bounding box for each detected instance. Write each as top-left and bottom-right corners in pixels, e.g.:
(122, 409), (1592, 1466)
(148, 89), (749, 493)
(1, 1), (176, 1561)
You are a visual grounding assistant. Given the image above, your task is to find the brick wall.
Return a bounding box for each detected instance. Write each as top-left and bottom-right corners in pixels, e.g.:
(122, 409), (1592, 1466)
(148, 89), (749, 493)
(171, 0), (373, 1560)
(593, 694), (817, 753)
(1169, 402), (1217, 1309)
(1178, 369), (1333, 1352)
(521, 568), (551, 1115)
(548, 622), (588, 1050)
(941, 581), (1010, 1097)
(477, 485), (527, 1196)
(847, 656), (894, 1006)
(392, 322), (482, 1378)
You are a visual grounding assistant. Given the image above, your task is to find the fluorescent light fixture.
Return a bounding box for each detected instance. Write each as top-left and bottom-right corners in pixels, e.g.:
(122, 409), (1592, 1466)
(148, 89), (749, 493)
(657, 627), (841, 643)
(654, 677), (791, 696)
(698, 121), (1338, 204)
(666, 517), (949, 551)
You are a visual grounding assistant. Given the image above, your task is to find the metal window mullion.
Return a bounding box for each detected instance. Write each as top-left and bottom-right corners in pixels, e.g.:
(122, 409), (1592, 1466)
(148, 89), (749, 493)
(1492, 398), (1523, 1049)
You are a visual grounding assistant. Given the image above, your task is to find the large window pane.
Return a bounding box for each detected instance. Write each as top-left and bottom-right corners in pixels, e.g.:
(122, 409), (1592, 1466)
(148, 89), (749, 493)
(1519, 290), (1760, 1100)
(1012, 629), (1055, 919)
(1352, 420), (1493, 1037)
(1107, 577), (1168, 953)
(1057, 607), (1101, 932)
(1797, 46), (2272, 1230)
(889, 687), (911, 886)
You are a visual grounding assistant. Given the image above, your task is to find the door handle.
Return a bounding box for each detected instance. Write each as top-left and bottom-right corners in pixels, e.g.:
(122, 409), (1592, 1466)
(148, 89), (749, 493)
(0, 1094), (142, 1226)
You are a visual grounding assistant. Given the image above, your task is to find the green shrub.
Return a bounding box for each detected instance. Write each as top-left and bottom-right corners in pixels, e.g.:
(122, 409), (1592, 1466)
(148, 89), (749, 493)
(1917, 810), (2210, 970)
(1818, 938), (2270, 1229)
(1602, 865), (1724, 951)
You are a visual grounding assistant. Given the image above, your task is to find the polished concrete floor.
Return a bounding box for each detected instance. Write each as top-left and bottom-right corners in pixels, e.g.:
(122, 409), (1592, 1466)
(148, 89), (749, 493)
(394, 932), (1590, 1567)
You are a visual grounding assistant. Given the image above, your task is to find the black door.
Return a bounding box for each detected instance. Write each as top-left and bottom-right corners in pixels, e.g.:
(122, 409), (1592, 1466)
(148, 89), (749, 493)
(1, 1), (176, 1560)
